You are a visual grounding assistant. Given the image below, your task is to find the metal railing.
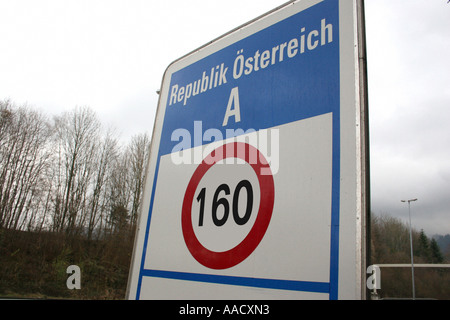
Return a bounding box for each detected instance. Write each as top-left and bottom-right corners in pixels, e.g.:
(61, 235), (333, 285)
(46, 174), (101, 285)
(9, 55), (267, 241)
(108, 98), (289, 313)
(369, 264), (450, 300)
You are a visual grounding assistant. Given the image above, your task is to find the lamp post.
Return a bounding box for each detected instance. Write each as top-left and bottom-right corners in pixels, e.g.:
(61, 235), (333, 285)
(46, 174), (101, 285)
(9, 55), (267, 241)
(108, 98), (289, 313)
(401, 198), (418, 300)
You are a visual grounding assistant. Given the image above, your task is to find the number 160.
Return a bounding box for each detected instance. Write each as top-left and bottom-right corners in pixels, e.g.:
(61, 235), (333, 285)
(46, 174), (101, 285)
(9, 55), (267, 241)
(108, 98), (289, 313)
(196, 180), (254, 227)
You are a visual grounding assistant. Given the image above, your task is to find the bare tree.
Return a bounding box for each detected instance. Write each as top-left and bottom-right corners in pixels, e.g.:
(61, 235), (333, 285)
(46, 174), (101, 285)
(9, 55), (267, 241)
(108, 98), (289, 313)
(103, 132), (150, 237)
(51, 106), (101, 235)
(105, 150), (131, 236)
(127, 133), (150, 231)
(0, 100), (52, 230)
(86, 129), (119, 240)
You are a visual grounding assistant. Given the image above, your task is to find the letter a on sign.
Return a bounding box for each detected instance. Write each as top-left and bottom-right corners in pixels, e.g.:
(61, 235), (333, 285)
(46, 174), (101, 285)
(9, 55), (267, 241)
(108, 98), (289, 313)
(222, 87), (241, 127)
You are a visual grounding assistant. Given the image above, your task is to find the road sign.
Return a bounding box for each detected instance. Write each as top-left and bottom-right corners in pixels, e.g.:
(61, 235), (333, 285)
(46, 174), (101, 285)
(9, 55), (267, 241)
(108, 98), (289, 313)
(181, 142), (275, 270)
(127, 0), (369, 300)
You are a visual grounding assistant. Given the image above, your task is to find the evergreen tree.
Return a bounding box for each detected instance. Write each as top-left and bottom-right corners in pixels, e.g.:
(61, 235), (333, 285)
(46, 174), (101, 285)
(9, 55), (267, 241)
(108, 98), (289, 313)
(417, 229), (430, 262)
(430, 238), (444, 263)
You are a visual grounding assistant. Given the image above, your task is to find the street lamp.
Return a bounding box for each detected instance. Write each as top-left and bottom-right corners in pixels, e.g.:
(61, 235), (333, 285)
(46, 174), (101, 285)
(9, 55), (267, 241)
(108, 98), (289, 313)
(401, 198), (418, 300)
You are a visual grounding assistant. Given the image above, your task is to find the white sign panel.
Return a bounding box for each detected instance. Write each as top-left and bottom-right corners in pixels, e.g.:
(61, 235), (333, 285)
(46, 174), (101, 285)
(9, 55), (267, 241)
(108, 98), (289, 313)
(127, 0), (367, 300)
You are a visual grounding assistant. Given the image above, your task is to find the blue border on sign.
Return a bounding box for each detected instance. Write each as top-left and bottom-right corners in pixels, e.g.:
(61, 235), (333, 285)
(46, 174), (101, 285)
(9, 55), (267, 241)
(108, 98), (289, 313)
(135, 0), (341, 300)
(141, 269), (330, 293)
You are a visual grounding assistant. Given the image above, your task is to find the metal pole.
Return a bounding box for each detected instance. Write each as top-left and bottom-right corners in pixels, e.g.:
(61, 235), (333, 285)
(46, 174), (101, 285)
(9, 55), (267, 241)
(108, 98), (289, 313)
(356, 0), (371, 300)
(407, 201), (415, 300)
(402, 198), (417, 300)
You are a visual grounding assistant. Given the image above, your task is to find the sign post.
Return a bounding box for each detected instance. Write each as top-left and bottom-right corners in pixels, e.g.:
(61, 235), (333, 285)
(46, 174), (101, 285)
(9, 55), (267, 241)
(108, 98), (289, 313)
(127, 0), (369, 300)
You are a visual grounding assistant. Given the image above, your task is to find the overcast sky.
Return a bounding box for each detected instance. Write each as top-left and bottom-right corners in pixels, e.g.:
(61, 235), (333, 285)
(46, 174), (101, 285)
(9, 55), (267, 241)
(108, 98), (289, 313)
(1, 0), (449, 236)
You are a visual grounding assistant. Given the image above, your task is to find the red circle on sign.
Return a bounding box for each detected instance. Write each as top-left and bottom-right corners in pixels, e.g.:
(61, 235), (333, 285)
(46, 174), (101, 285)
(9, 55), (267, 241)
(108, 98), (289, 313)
(181, 142), (275, 270)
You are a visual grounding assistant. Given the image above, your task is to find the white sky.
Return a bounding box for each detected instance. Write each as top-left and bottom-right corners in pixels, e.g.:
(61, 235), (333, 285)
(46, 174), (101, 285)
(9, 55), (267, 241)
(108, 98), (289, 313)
(1, 0), (449, 236)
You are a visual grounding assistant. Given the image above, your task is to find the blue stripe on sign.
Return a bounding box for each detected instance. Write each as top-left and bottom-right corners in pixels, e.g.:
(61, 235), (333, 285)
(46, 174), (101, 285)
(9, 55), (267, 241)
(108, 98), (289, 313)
(141, 269), (330, 294)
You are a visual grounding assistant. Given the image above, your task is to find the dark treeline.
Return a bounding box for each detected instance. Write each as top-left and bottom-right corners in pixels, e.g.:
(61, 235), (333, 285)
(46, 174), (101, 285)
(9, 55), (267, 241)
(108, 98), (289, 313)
(0, 99), (150, 298)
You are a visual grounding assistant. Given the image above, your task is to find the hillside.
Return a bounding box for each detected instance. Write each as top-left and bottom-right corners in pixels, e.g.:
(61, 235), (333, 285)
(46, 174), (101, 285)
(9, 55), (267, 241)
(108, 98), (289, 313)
(433, 234), (450, 261)
(371, 214), (449, 299)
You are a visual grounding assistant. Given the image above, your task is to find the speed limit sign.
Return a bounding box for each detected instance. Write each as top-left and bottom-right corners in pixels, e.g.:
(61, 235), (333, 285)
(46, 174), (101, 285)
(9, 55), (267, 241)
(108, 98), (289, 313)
(127, 0), (368, 300)
(181, 142), (274, 270)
